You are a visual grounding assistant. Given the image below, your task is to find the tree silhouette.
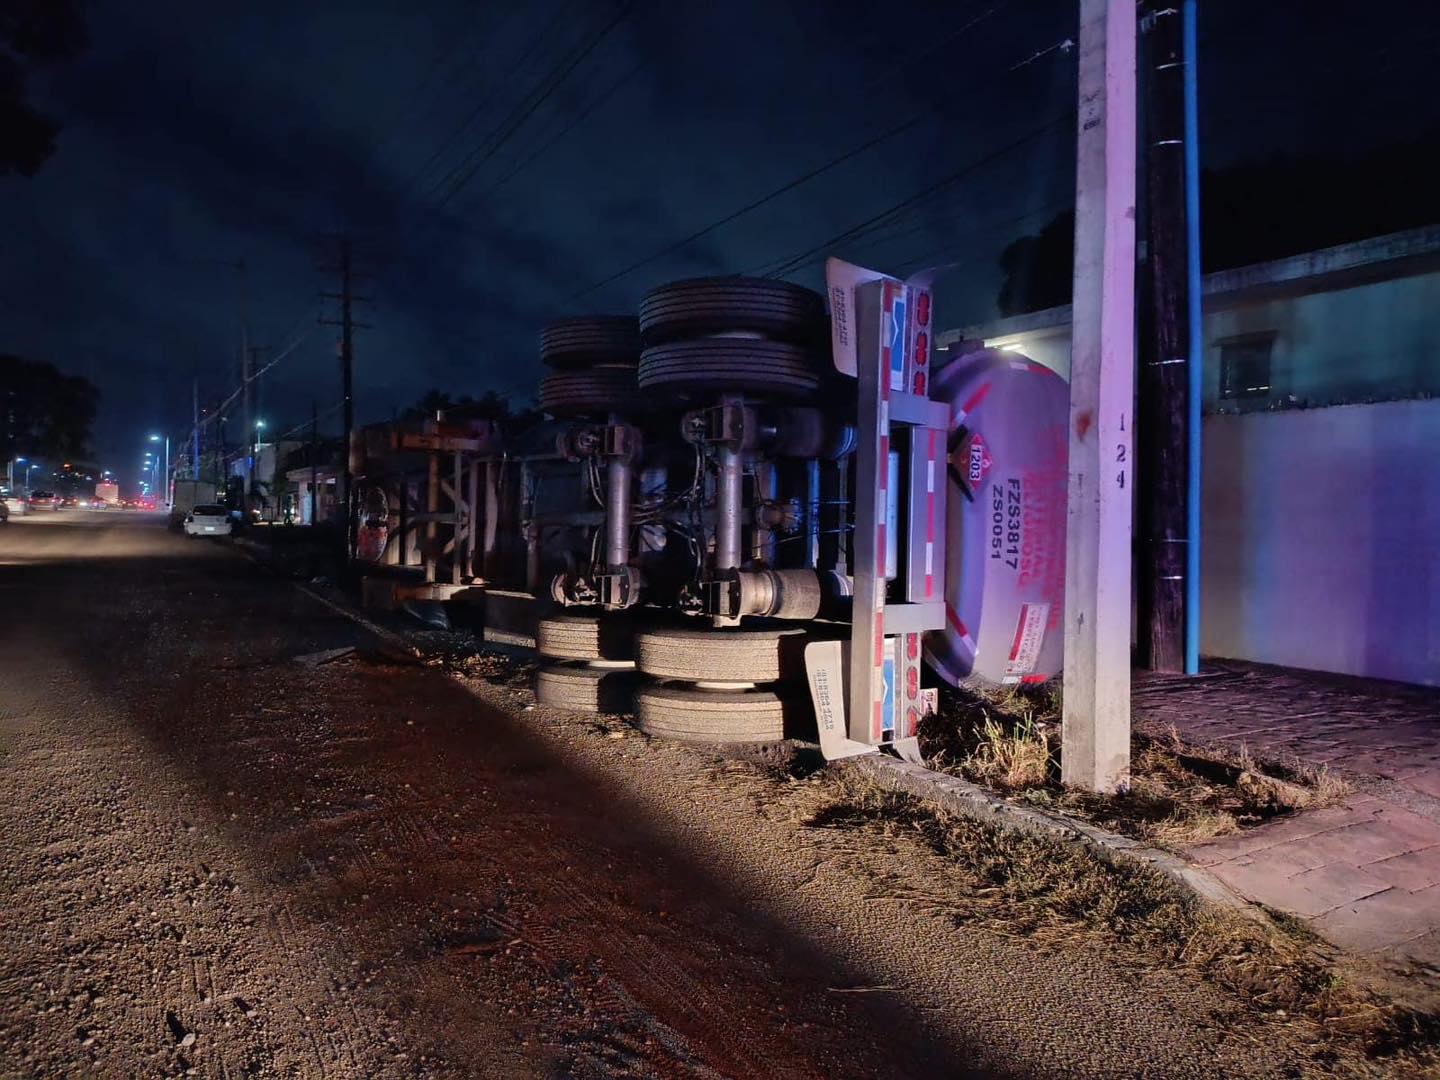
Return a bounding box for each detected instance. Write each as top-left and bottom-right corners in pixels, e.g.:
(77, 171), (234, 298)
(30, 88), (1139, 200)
(996, 210), (1076, 318)
(0, 355), (99, 461)
(401, 388), (543, 434)
(0, 0), (88, 177)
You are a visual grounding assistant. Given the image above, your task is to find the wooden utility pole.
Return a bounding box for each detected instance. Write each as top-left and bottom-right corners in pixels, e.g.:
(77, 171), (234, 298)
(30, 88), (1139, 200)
(1062, 0), (1138, 794)
(320, 233), (371, 550)
(1136, 0), (1191, 672)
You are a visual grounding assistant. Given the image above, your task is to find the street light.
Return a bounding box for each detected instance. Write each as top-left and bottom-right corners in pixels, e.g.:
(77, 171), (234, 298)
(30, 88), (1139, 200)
(149, 433), (170, 508)
(247, 421), (268, 519)
(5, 455), (35, 491)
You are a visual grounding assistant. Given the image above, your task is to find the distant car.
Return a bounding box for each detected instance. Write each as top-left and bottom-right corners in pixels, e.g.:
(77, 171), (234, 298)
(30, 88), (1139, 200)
(184, 504), (233, 537)
(59, 496), (80, 509)
(91, 498), (107, 510)
(29, 490), (58, 510)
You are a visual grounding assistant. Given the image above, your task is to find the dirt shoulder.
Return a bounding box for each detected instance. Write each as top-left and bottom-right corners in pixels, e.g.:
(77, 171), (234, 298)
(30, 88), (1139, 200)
(0, 518), (1431, 1077)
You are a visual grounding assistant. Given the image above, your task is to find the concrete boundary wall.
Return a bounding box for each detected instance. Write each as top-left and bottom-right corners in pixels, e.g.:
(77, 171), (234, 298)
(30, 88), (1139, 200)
(1201, 399), (1440, 686)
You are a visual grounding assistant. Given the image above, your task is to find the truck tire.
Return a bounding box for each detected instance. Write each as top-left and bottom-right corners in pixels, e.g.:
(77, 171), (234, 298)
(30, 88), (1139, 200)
(635, 684), (793, 744)
(535, 662), (638, 714)
(540, 316), (640, 369)
(639, 277), (825, 346)
(634, 624), (809, 683)
(638, 340), (820, 401)
(538, 366), (643, 418)
(537, 612), (636, 662)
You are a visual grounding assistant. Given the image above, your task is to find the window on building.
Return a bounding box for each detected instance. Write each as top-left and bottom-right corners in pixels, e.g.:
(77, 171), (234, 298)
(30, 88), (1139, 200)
(1219, 336), (1274, 401)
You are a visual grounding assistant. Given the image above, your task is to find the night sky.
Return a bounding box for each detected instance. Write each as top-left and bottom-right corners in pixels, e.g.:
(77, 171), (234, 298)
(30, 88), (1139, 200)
(3, 0), (1437, 487)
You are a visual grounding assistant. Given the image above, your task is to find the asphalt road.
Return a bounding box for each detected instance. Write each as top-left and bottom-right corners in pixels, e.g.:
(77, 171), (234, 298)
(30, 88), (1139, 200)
(0, 511), (1318, 1078)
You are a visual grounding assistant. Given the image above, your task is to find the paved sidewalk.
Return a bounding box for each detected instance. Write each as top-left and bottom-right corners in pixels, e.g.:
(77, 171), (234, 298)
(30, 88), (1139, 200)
(1133, 662), (1440, 973)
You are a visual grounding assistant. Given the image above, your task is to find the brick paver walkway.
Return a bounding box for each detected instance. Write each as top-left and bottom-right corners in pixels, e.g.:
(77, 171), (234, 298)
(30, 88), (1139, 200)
(1133, 661), (1440, 973)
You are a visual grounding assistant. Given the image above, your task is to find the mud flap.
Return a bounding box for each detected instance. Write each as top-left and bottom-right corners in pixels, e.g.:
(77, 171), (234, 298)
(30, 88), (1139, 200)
(804, 640), (877, 760)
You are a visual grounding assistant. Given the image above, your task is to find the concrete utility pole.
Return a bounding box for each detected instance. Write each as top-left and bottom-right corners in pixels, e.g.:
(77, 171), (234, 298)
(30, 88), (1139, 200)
(320, 233), (371, 553)
(1062, 0), (1138, 794)
(1136, 0), (1191, 673)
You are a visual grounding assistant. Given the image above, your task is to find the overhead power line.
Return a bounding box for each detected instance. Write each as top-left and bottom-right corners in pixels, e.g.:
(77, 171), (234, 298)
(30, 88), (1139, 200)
(566, 109), (929, 302)
(762, 195), (1070, 283)
(863, 0), (1016, 91)
(886, 200), (1072, 276)
(755, 112), (1072, 281)
(276, 400), (346, 442)
(471, 58), (647, 205)
(249, 322), (319, 385)
(565, 22), (1073, 302)
(432, 0), (639, 208)
(400, 0), (581, 195)
(189, 310), (320, 436)
(364, 9), (497, 161)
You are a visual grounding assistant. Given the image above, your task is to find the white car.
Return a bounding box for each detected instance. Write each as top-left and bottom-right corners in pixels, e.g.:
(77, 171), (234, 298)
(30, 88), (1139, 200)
(183, 504), (233, 537)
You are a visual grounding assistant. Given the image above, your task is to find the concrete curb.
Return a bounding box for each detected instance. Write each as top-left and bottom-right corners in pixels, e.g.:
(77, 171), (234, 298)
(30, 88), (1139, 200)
(846, 755), (1264, 919)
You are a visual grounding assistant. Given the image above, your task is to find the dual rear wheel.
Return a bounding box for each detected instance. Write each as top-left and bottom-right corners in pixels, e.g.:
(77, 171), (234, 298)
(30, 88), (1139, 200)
(533, 614), (812, 744)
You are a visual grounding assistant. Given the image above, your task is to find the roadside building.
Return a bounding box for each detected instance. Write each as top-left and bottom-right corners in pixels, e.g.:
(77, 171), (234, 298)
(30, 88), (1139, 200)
(227, 439), (304, 521)
(285, 464), (339, 526)
(939, 226), (1440, 686)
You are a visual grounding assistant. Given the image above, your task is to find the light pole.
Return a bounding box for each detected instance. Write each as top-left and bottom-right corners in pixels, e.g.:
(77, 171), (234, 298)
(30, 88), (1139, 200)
(6, 457), (19, 490)
(248, 420), (267, 521)
(253, 419), (265, 499)
(149, 434), (170, 508)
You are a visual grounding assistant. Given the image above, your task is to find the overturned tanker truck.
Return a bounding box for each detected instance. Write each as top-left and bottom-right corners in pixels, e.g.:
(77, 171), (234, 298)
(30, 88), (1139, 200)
(349, 261), (1069, 761)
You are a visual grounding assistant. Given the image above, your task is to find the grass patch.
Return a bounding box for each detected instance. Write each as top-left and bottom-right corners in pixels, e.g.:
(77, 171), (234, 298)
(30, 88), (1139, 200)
(804, 771), (1440, 1076)
(919, 683), (1351, 848)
